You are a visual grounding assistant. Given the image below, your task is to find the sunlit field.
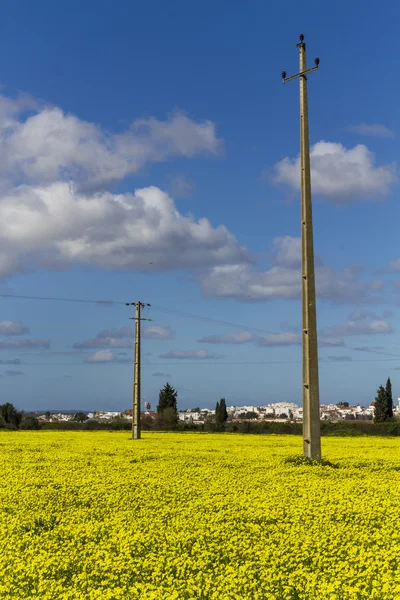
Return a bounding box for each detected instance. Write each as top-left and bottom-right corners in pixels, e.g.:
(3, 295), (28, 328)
(2, 432), (400, 599)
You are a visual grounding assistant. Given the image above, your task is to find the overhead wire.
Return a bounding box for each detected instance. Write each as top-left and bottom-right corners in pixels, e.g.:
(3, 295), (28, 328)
(1, 292), (400, 360)
(0, 293), (285, 335)
(0, 293), (124, 305)
(15, 358), (400, 366)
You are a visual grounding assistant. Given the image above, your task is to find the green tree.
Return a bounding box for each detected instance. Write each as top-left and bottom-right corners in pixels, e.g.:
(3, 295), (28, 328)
(215, 398), (228, 430)
(156, 383), (178, 430)
(157, 383), (178, 413)
(73, 412), (88, 422)
(0, 403), (22, 427)
(374, 385), (391, 423)
(20, 414), (41, 430)
(204, 413), (217, 432)
(155, 407), (179, 430)
(107, 416), (129, 430)
(45, 411), (51, 421)
(141, 415), (155, 430)
(385, 377), (393, 419)
(242, 411), (259, 420)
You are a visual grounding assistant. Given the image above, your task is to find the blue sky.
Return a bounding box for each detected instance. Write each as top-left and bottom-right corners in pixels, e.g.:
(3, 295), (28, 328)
(1, 0), (400, 411)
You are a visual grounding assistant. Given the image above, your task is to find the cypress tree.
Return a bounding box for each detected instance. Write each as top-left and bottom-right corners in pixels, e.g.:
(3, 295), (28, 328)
(220, 398), (228, 423)
(374, 385), (390, 423)
(157, 383), (178, 413)
(385, 377), (393, 419)
(215, 398), (228, 430)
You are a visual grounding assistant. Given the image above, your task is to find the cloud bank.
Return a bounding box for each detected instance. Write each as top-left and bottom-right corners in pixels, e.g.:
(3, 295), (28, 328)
(199, 236), (384, 303)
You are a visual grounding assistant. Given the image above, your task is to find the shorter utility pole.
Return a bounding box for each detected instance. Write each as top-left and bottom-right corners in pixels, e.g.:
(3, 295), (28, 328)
(126, 302), (151, 440)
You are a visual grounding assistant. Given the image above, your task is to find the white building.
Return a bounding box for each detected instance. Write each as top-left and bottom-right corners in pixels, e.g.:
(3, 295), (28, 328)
(95, 411), (124, 420)
(178, 411), (201, 422)
(394, 398), (400, 417)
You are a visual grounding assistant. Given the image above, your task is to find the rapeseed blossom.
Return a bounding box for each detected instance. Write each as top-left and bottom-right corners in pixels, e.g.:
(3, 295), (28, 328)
(1, 432), (400, 599)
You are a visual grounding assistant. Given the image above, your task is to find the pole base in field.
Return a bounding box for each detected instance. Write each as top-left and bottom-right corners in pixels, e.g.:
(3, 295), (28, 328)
(303, 438), (321, 461)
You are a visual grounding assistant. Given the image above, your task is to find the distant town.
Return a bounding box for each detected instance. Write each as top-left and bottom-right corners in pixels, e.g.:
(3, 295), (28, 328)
(34, 399), (400, 424)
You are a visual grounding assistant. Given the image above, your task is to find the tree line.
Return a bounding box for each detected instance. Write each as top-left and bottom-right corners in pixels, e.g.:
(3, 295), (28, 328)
(154, 384), (229, 431)
(0, 403), (41, 430)
(0, 403), (89, 430)
(1, 378), (397, 433)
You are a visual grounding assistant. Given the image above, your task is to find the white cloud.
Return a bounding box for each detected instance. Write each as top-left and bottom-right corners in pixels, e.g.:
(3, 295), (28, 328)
(74, 337), (132, 349)
(198, 330), (343, 348)
(85, 350), (120, 363)
(198, 330), (301, 347)
(197, 331), (256, 344)
(0, 184), (250, 278)
(257, 333), (300, 347)
(273, 141), (396, 201)
(200, 263), (300, 301)
(348, 308), (377, 321)
(0, 320), (30, 335)
(321, 310), (392, 337)
(387, 258), (400, 273)
(0, 358), (21, 364)
(96, 326), (132, 339)
(319, 337), (345, 348)
(159, 350), (223, 359)
(73, 326), (135, 350)
(0, 338), (49, 349)
(316, 266), (384, 302)
(199, 236), (383, 303)
(0, 97), (221, 189)
(152, 371), (172, 377)
(347, 124), (395, 138)
(271, 236), (301, 267)
(0, 93), (246, 280)
(142, 325), (174, 340)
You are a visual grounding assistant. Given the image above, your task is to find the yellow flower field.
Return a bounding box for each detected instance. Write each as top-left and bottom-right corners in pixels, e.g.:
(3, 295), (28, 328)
(1, 432), (400, 599)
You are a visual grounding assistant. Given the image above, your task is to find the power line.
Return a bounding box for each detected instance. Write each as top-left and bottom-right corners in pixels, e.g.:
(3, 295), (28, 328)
(0, 292), (293, 336)
(15, 358), (400, 366)
(0, 293), (124, 305)
(145, 358), (400, 364)
(150, 305), (280, 335)
(0, 293), (279, 335)
(2, 292), (400, 360)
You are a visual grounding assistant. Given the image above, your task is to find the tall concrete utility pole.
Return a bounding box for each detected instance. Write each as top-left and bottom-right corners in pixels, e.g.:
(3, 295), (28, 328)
(126, 302), (151, 440)
(282, 34), (321, 460)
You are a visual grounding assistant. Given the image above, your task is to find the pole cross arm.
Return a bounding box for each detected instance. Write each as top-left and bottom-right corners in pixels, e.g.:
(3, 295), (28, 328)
(129, 317), (152, 321)
(283, 65), (318, 84)
(125, 302), (151, 307)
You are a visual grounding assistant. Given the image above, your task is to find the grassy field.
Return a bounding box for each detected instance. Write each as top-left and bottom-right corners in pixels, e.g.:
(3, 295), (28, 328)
(1, 431), (400, 599)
